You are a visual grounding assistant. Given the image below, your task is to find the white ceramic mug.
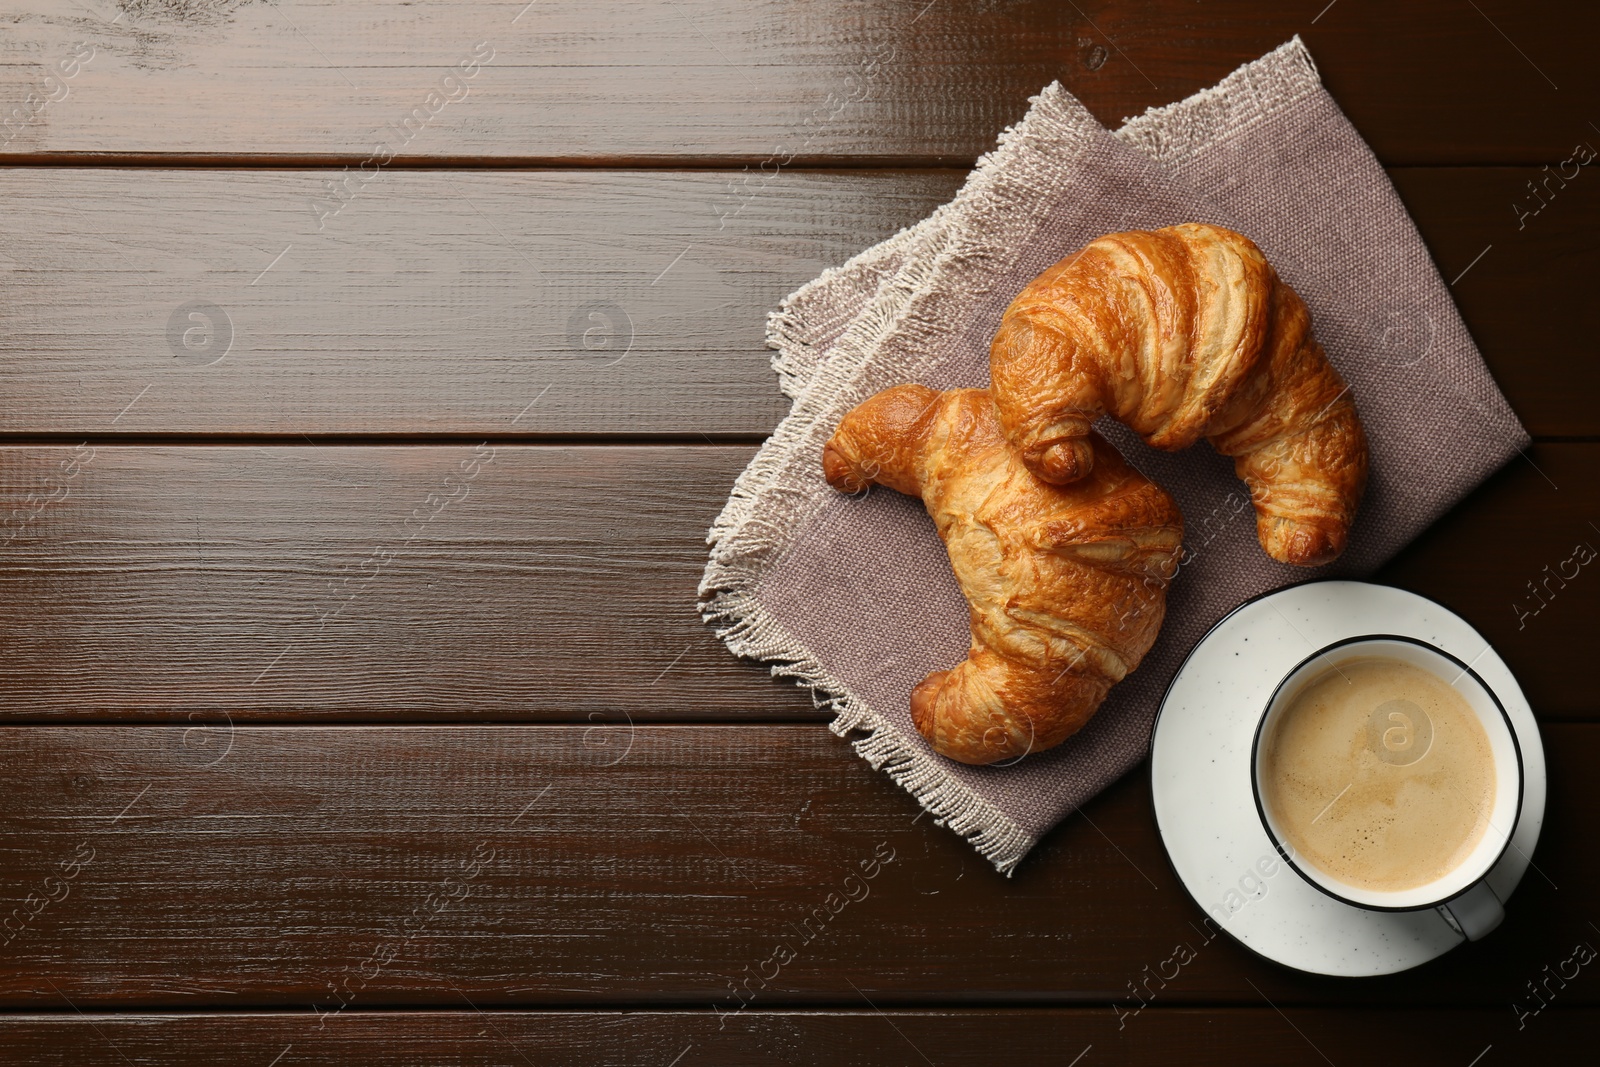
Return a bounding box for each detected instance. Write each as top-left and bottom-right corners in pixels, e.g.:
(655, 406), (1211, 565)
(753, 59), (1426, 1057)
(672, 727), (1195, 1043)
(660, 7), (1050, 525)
(1250, 635), (1524, 940)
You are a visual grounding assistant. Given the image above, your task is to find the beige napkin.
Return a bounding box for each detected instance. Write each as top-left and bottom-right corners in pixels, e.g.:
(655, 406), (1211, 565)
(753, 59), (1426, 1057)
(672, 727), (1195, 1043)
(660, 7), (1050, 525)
(701, 38), (1528, 874)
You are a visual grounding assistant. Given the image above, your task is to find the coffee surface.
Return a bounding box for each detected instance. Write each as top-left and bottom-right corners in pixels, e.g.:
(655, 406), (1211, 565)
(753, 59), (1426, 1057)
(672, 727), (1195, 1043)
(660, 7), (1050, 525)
(1259, 656), (1496, 893)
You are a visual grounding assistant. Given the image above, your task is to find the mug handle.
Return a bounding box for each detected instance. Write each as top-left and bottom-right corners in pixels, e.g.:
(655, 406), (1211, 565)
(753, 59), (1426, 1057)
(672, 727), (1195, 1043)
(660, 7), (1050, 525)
(1437, 881), (1505, 941)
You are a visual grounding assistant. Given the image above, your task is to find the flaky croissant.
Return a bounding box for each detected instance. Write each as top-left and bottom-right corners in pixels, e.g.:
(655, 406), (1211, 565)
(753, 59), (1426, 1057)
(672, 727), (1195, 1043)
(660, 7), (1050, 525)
(990, 222), (1368, 567)
(823, 385), (1183, 765)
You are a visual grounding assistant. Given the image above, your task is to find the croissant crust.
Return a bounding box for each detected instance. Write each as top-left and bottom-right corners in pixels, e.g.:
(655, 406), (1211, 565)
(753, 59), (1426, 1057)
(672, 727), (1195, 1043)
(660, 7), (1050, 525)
(989, 222), (1368, 567)
(823, 386), (1183, 765)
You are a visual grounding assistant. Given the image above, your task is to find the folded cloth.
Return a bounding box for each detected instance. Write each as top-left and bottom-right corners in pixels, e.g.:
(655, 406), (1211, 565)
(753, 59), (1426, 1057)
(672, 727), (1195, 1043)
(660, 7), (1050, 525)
(701, 37), (1529, 874)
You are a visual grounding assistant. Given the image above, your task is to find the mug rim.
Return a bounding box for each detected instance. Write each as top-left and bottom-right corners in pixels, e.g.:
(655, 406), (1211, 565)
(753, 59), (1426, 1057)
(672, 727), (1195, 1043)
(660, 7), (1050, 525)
(1248, 632), (1524, 913)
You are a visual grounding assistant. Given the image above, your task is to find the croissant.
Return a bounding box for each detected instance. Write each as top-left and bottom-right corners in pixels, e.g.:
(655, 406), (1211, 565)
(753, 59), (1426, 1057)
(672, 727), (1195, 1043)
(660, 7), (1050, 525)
(989, 222), (1368, 567)
(822, 385), (1183, 765)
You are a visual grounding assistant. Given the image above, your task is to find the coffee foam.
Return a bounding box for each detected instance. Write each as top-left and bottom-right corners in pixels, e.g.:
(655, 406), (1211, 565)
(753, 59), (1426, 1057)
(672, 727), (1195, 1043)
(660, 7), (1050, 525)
(1260, 657), (1495, 893)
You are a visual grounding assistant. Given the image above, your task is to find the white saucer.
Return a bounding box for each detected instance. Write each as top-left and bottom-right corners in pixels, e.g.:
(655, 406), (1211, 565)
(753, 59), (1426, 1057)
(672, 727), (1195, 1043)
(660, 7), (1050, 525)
(1150, 580), (1546, 977)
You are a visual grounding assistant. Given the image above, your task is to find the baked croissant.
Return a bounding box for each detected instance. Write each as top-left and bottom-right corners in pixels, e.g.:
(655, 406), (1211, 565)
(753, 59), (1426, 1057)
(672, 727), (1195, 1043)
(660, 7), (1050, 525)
(823, 385), (1183, 765)
(989, 222), (1368, 567)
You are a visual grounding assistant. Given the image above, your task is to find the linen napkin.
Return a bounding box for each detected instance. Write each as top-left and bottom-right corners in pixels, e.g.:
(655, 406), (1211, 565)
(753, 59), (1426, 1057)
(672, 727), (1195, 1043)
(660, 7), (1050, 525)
(701, 38), (1529, 874)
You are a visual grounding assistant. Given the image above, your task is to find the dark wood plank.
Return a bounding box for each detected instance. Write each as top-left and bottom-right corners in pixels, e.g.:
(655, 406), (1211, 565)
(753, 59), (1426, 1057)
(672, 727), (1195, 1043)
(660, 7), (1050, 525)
(0, 1008), (1591, 1066)
(1, 443), (1597, 720)
(0, 444), (817, 720)
(0, 167), (1589, 437)
(1, 1), (1595, 165)
(0, 168), (962, 437)
(0, 723), (1594, 1008)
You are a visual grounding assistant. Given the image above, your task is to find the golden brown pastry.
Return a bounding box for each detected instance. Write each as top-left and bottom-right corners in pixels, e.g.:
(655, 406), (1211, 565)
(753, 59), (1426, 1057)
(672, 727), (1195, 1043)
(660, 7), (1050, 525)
(989, 222), (1367, 567)
(823, 385), (1183, 765)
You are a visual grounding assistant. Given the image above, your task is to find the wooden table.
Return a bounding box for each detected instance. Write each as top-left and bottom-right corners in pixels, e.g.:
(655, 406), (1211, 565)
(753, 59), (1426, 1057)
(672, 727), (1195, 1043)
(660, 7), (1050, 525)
(1, 1), (1595, 1062)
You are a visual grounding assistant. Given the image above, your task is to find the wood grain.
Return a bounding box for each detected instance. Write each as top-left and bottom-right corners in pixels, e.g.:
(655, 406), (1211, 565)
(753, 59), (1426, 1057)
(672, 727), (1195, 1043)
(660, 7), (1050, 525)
(1, 443), (1596, 720)
(1, 1), (1596, 165)
(0, 444), (818, 719)
(0, 723), (1594, 1009)
(0, 168), (961, 437)
(0, 166), (1592, 437)
(0, 1009), (1592, 1066)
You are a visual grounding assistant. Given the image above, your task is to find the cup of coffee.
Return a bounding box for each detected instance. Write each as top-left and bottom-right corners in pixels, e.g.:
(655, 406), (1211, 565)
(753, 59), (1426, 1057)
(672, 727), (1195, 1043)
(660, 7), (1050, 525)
(1251, 635), (1523, 939)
